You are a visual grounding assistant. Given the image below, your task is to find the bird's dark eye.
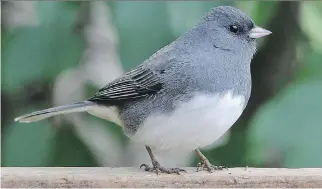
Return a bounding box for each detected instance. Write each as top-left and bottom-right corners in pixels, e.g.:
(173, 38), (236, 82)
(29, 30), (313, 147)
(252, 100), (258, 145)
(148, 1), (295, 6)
(229, 25), (239, 34)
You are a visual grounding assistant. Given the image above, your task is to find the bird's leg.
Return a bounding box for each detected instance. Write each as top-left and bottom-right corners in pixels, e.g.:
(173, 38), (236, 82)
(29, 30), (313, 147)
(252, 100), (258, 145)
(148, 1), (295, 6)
(195, 149), (228, 173)
(140, 146), (186, 175)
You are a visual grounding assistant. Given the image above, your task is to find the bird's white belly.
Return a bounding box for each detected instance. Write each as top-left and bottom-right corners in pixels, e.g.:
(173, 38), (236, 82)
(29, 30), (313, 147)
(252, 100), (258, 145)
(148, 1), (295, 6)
(130, 91), (246, 151)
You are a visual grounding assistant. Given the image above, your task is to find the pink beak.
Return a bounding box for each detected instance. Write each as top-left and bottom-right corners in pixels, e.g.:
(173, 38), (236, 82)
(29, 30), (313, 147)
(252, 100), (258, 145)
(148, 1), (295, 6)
(248, 26), (272, 39)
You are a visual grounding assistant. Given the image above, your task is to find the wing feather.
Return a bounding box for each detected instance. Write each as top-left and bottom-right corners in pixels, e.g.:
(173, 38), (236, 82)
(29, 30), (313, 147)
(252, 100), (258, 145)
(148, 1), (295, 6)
(88, 65), (162, 104)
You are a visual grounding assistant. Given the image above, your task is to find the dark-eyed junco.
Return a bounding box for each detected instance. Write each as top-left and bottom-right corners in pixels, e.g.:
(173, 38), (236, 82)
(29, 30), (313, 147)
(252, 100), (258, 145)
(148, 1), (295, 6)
(15, 6), (271, 174)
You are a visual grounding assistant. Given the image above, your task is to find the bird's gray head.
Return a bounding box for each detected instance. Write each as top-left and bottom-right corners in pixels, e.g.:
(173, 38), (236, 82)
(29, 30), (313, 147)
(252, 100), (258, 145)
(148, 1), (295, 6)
(199, 6), (271, 57)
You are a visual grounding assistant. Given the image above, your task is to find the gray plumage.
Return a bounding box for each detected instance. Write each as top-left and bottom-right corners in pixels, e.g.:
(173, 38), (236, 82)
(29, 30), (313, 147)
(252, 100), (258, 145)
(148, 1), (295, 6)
(15, 101), (95, 123)
(15, 6), (271, 151)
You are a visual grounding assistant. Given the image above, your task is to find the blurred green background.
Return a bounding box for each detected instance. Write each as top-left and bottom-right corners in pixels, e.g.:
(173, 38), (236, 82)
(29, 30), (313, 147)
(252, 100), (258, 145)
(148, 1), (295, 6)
(1, 1), (322, 168)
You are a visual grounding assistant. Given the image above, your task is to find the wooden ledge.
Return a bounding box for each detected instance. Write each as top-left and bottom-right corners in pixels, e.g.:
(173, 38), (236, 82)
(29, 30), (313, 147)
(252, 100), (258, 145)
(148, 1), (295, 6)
(1, 167), (322, 188)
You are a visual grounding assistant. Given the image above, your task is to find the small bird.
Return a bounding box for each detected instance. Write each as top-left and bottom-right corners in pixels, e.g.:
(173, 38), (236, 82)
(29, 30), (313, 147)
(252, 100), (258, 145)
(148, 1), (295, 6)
(15, 6), (271, 174)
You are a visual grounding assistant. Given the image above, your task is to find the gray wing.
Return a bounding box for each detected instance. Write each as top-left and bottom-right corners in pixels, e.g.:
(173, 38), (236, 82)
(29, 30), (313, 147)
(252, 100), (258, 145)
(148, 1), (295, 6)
(88, 64), (162, 104)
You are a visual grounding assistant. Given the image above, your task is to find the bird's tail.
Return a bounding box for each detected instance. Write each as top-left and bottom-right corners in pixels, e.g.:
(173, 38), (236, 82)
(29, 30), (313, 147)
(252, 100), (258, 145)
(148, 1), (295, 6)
(14, 101), (96, 123)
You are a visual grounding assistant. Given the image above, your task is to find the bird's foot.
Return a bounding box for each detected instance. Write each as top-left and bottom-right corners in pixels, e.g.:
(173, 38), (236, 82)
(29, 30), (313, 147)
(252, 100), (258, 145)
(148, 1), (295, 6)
(196, 158), (228, 173)
(140, 160), (186, 175)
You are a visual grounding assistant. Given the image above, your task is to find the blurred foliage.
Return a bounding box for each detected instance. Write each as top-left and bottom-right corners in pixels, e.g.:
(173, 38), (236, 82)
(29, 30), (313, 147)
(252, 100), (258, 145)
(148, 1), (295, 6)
(48, 125), (99, 167)
(245, 1), (322, 168)
(2, 2), (83, 94)
(301, 2), (322, 52)
(247, 49), (322, 167)
(1, 1), (322, 168)
(2, 112), (53, 166)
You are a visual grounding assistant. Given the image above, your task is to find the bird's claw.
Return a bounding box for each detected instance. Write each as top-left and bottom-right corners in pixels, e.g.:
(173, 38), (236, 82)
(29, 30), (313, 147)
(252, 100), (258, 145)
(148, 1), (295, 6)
(140, 161), (186, 175)
(196, 159), (228, 173)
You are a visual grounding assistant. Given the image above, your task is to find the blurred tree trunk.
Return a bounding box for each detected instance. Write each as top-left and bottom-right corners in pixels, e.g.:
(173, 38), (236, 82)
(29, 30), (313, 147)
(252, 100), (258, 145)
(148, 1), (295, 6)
(49, 1), (125, 167)
(205, 1), (301, 166)
(242, 1), (301, 122)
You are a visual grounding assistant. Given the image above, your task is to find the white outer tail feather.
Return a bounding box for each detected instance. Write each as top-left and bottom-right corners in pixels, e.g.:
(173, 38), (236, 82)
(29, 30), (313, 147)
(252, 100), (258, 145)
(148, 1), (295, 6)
(14, 101), (96, 123)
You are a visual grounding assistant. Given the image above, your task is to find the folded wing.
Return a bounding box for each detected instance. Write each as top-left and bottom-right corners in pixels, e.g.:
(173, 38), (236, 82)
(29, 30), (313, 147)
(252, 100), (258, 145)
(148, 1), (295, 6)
(88, 65), (163, 104)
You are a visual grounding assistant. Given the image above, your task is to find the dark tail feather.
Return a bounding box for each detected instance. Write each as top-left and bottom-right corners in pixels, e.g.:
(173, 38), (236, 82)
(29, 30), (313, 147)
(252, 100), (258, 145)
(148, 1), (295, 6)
(14, 101), (95, 123)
